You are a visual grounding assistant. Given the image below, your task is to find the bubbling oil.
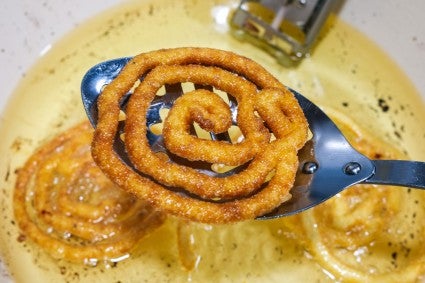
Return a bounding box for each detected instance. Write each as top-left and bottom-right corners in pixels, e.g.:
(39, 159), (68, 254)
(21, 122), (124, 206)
(0, 0), (424, 282)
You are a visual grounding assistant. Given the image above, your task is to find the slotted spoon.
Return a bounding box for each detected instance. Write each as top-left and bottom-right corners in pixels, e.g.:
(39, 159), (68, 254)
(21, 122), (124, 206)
(81, 57), (425, 219)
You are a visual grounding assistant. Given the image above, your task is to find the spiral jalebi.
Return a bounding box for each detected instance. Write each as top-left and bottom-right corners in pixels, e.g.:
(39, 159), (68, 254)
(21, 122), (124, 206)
(92, 47), (309, 223)
(14, 122), (165, 264)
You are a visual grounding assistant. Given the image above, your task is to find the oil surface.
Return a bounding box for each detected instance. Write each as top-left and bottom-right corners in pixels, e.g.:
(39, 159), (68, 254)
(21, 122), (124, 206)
(0, 0), (424, 282)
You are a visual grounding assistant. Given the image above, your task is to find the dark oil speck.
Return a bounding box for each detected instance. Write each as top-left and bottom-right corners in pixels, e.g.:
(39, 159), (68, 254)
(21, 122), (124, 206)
(378, 98), (390, 112)
(391, 251), (398, 263)
(394, 131), (402, 140)
(17, 234), (26, 242)
(4, 165), (10, 182)
(11, 137), (33, 151)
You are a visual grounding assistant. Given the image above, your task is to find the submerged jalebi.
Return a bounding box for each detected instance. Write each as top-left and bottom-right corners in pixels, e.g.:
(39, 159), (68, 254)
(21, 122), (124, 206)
(285, 112), (425, 282)
(13, 121), (165, 264)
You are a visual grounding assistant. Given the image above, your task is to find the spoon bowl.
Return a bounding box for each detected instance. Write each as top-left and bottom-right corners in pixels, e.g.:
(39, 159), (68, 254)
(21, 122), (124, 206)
(81, 57), (425, 219)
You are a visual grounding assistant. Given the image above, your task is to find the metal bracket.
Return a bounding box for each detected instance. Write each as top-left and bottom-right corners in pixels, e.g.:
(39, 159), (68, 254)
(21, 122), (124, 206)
(230, 0), (336, 66)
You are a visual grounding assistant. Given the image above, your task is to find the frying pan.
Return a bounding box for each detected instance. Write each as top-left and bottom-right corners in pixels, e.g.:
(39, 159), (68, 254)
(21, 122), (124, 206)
(0, 0), (424, 282)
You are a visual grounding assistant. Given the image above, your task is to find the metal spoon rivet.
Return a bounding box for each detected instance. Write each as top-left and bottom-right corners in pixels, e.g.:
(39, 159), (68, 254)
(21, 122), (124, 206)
(302, 162), (318, 174)
(344, 162), (361, 175)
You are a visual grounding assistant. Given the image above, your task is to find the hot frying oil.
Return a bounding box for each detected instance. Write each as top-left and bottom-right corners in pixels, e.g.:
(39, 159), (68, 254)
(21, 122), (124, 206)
(0, 0), (424, 282)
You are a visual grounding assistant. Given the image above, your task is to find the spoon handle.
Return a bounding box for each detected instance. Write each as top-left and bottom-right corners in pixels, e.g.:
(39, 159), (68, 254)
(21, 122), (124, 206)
(363, 160), (425, 189)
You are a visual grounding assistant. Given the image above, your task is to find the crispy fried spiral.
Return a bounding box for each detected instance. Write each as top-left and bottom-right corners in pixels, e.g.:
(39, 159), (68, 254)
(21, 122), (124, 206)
(14, 122), (165, 264)
(92, 47), (308, 223)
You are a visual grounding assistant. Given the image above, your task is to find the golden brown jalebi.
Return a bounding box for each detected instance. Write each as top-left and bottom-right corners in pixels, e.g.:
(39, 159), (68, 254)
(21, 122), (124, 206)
(92, 47), (308, 223)
(14, 122), (165, 264)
